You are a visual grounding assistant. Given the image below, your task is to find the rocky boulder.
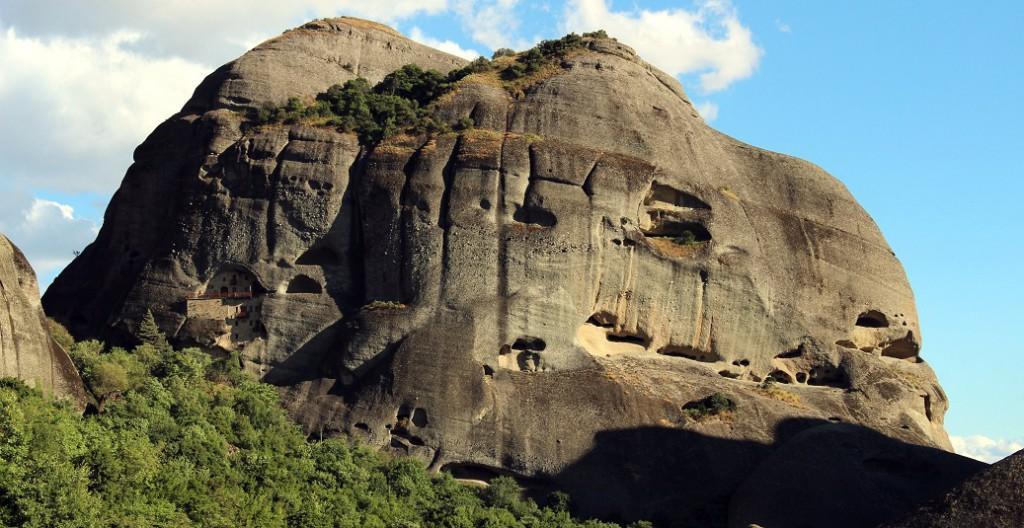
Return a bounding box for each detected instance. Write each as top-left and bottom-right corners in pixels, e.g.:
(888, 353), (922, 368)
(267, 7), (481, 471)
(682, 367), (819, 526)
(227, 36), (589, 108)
(0, 234), (87, 406)
(882, 449), (1024, 528)
(44, 18), (955, 525)
(728, 423), (985, 528)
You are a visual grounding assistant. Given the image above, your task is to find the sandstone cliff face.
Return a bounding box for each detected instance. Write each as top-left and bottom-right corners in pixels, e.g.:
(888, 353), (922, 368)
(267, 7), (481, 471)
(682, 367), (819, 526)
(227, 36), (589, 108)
(45, 18), (954, 525)
(0, 235), (87, 406)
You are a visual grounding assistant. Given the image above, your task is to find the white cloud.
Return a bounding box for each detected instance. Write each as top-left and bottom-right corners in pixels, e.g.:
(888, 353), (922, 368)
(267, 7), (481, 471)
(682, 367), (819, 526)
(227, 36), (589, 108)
(0, 0), (449, 65)
(408, 27), (481, 60)
(776, 19), (792, 33)
(0, 198), (99, 289)
(452, 0), (534, 51)
(563, 0), (762, 93)
(951, 435), (1023, 463)
(0, 28), (210, 195)
(695, 101), (719, 122)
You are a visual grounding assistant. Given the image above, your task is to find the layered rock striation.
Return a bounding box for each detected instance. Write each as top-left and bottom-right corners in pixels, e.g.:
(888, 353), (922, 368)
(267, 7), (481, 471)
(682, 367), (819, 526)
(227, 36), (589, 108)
(1, 234), (87, 406)
(45, 17), (958, 525)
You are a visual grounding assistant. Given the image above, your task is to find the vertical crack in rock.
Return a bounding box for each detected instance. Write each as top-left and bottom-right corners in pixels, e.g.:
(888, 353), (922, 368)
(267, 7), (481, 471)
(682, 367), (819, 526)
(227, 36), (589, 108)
(435, 136), (461, 305)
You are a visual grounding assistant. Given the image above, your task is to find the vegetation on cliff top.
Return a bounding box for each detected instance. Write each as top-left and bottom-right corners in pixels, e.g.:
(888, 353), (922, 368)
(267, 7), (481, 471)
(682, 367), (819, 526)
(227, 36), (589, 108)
(250, 31), (610, 144)
(0, 321), (641, 528)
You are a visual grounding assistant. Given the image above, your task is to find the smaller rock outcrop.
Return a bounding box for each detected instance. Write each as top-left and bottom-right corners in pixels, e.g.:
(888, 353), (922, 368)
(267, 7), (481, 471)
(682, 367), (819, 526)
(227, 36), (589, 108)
(882, 448), (1024, 528)
(727, 423), (985, 528)
(0, 234), (88, 406)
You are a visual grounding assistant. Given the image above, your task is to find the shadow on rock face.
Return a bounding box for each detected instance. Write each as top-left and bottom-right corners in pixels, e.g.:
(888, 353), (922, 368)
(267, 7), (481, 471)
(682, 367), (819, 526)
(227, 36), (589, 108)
(553, 418), (985, 528)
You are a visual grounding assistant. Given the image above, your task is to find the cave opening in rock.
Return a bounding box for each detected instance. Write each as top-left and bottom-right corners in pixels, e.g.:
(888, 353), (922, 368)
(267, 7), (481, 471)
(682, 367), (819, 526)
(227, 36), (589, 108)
(658, 344), (719, 362)
(606, 332), (649, 347)
(586, 312), (616, 328)
(644, 182), (711, 210)
(287, 274), (323, 294)
(512, 205), (557, 227)
(517, 351), (542, 372)
(643, 219), (712, 243)
(855, 310), (889, 328)
(511, 336), (546, 351)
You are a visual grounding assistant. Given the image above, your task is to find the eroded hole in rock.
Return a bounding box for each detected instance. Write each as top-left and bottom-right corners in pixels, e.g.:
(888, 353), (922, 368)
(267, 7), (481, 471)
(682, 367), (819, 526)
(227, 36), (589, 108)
(767, 370), (793, 384)
(776, 346), (804, 359)
(644, 182), (711, 210)
(442, 463), (502, 484)
(286, 274), (322, 294)
(718, 370), (741, 379)
(390, 437), (409, 452)
(586, 311), (616, 328)
(606, 332), (649, 347)
(411, 408), (428, 428)
(658, 344), (719, 363)
(922, 394), (933, 421)
(731, 359), (751, 367)
(856, 310), (889, 328)
(517, 351), (542, 372)
(795, 372), (808, 383)
(513, 205), (557, 227)
(807, 365), (849, 388)
(480, 198), (491, 210)
(483, 364), (495, 377)
(835, 339), (857, 349)
(642, 219), (712, 242)
(392, 406), (427, 446)
(354, 422), (369, 432)
(511, 336), (546, 351)
(296, 245), (340, 266)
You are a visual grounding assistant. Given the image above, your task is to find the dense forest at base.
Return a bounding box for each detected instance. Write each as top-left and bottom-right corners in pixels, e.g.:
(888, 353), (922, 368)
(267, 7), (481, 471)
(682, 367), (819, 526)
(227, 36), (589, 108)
(0, 315), (647, 528)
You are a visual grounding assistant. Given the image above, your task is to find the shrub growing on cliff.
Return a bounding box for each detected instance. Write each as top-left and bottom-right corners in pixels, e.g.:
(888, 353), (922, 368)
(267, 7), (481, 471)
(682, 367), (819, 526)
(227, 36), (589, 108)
(254, 65), (456, 143)
(0, 333), (633, 527)
(683, 392), (737, 419)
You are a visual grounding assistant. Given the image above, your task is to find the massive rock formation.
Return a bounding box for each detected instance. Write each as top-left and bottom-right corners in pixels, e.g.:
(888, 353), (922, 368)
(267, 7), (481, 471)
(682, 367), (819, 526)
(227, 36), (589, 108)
(1, 234), (87, 406)
(45, 17), (959, 525)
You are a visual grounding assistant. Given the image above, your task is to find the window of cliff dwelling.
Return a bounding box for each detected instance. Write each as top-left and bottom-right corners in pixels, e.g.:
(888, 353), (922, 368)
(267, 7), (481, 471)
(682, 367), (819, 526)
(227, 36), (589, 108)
(297, 245), (340, 266)
(287, 274), (322, 294)
(644, 182), (711, 210)
(511, 336), (546, 351)
(855, 310), (889, 328)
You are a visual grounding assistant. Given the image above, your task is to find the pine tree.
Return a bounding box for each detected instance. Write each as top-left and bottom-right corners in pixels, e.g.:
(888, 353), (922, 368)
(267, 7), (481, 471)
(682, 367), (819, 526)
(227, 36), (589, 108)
(138, 309), (168, 349)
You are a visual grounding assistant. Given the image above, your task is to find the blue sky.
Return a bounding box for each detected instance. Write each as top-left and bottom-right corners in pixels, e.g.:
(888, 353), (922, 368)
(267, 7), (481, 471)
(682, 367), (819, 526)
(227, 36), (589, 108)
(0, 0), (1021, 462)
